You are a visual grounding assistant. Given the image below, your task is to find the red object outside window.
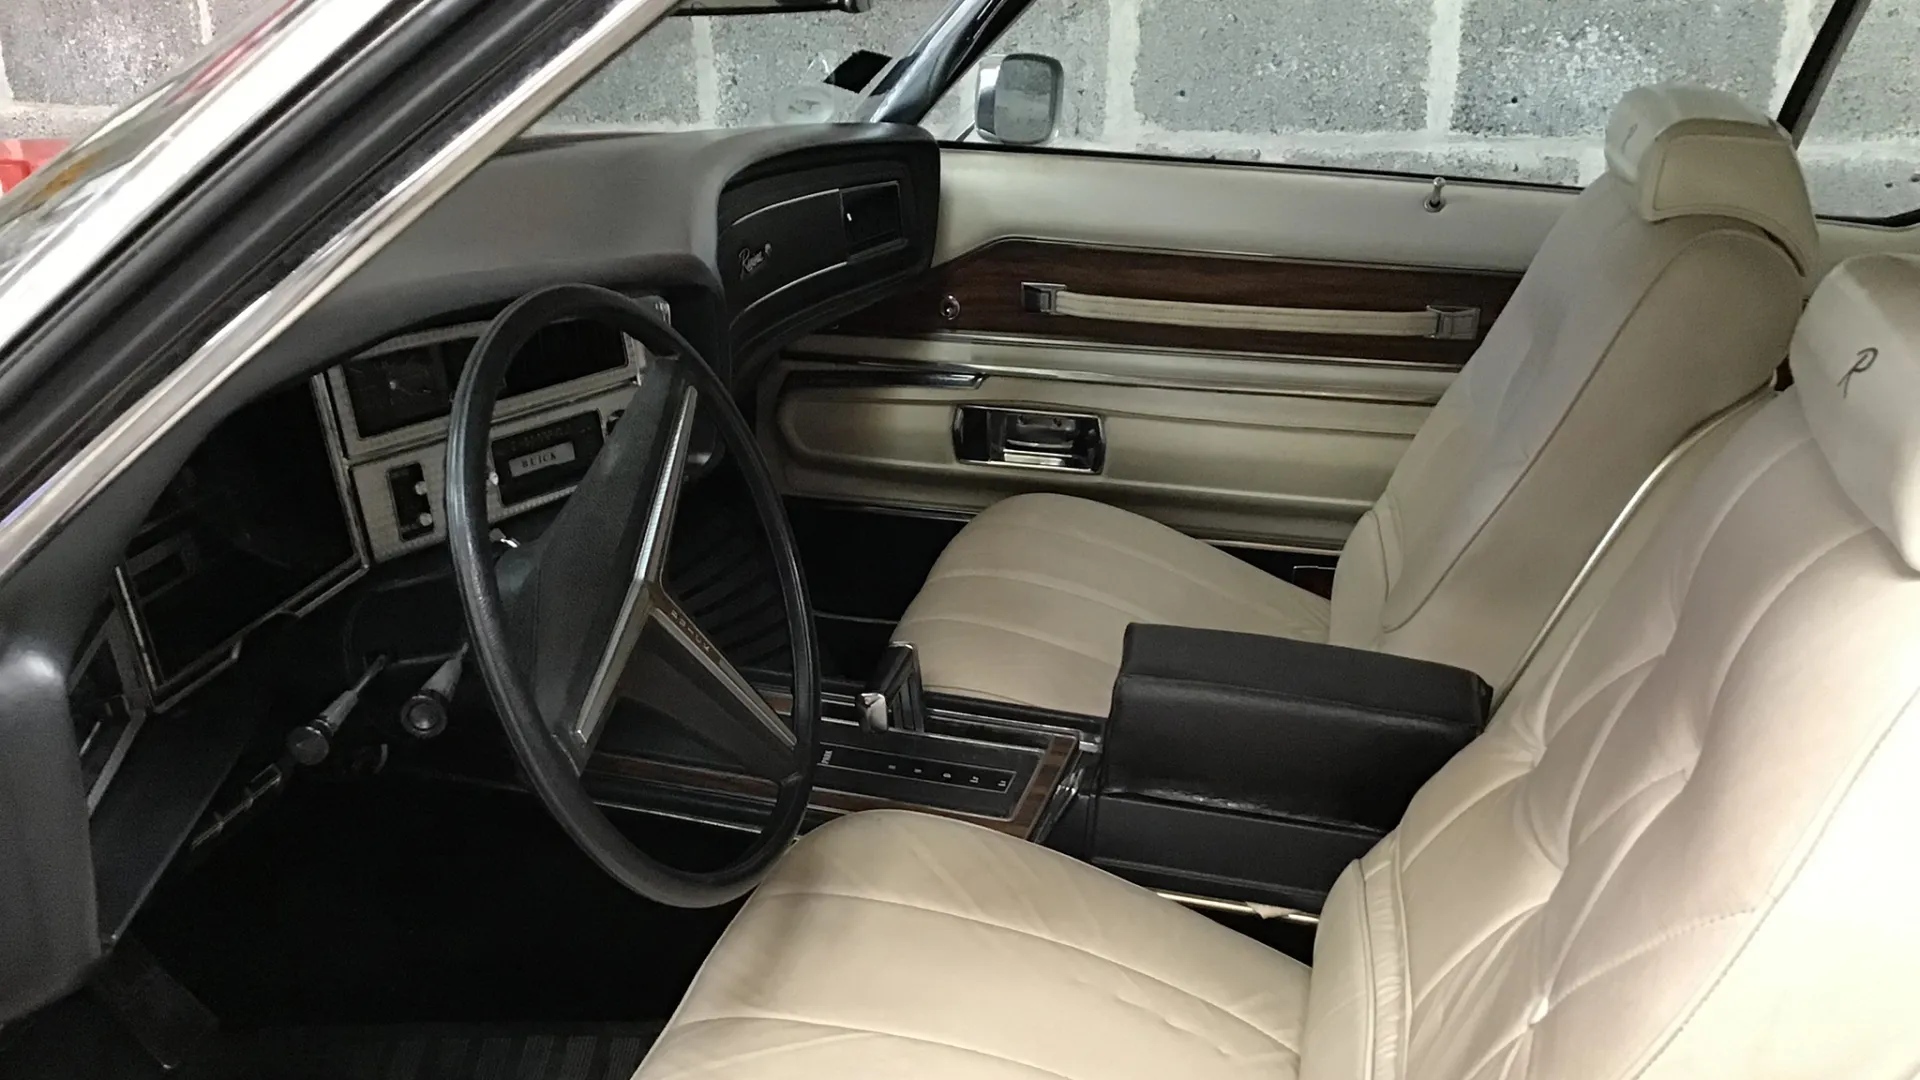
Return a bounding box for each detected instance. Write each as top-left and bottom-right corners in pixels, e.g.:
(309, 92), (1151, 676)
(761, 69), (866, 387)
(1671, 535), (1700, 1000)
(0, 140), (71, 193)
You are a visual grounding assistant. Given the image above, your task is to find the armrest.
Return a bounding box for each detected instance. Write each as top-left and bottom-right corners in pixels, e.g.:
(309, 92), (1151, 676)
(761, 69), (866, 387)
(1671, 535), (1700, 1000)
(1103, 624), (1491, 832)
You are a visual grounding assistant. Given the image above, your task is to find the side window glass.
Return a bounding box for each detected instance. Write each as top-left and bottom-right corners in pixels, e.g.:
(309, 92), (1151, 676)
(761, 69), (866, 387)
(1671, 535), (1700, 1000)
(1800, 0), (1920, 220)
(932, 0), (1823, 191)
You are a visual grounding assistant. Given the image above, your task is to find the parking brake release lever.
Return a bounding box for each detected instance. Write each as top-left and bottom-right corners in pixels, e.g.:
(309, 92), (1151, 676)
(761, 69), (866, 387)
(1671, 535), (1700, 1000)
(859, 642), (926, 734)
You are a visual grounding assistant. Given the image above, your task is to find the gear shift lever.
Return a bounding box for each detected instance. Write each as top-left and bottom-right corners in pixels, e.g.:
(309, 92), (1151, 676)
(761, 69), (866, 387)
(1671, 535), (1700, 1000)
(859, 642), (926, 734)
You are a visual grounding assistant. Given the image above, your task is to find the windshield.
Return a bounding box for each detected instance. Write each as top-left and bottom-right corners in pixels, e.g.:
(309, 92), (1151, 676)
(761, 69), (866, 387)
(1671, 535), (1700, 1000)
(535, 6), (960, 134)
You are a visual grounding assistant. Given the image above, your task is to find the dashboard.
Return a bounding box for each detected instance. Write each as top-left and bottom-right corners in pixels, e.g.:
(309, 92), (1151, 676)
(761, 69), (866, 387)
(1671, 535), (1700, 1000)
(50, 123), (940, 933)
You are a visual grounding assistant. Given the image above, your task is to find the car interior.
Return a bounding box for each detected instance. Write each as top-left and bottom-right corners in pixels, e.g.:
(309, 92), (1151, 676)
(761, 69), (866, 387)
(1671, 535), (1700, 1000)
(4, 5), (1920, 1077)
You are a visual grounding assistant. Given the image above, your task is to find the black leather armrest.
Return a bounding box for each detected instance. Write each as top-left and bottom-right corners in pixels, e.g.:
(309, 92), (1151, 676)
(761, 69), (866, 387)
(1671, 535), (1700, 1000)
(1103, 624), (1491, 832)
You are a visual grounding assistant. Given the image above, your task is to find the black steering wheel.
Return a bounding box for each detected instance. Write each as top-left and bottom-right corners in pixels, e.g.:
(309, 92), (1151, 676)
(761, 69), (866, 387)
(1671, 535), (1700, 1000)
(445, 284), (818, 908)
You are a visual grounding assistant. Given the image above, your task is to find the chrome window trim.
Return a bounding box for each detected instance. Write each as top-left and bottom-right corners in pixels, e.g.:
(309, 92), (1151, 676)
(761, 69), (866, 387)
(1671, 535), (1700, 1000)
(0, 0), (683, 593)
(0, 0), (404, 357)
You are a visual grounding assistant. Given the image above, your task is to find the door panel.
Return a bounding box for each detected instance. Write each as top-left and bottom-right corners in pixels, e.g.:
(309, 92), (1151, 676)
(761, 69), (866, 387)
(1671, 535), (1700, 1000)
(764, 149), (1572, 549)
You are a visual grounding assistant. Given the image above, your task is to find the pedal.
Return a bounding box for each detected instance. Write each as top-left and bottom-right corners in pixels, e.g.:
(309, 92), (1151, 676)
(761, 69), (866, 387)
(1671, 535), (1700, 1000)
(87, 939), (217, 1070)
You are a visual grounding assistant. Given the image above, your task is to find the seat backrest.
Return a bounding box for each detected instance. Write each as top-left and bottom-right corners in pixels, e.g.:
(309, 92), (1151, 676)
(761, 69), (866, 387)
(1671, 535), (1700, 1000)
(1328, 85), (1818, 690)
(1303, 254), (1920, 1080)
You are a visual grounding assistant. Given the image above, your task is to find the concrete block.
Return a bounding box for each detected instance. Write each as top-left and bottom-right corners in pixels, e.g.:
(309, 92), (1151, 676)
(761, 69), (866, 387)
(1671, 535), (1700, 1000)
(210, 0), (270, 35)
(1135, 0), (1429, 134)
(1455, 0), (1785, 137)
(0, 101), (114, 140)
(1801, 156), (1920, 220)
(710, 2), (945, 127)
(1803, 0), (1920, 140)
(545, 19), (699, 128)
(0, 0), (202, 107)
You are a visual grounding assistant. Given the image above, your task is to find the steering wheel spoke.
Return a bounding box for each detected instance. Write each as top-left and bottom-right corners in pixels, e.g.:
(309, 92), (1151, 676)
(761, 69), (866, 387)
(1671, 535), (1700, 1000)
(563, 379), (699, 769)
(633, 593), (798, 775)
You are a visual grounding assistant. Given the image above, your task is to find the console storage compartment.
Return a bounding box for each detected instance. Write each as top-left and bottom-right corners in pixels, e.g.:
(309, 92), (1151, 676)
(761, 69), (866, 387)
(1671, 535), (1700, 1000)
(1092, 625), (1491, 910)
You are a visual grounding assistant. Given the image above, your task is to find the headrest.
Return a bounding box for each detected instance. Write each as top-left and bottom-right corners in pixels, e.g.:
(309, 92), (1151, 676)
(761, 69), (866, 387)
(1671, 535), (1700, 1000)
(1604, 84), (1818, 272)
(1792, 254), (1920, 572)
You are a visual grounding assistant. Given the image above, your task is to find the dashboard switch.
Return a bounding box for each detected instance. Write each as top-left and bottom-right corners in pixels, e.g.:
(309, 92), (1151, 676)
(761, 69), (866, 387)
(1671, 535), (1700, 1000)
(387, 463), (434, 541)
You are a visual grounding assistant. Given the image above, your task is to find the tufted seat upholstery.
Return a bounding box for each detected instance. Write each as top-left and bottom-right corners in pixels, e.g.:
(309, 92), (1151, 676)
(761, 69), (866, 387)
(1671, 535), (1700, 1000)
(894, 85), (1818, 717)
(633, 254), (1920, 1080)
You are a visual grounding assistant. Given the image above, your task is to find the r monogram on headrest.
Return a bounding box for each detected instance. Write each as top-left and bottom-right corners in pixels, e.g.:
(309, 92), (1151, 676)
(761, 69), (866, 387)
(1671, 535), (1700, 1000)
(1839, 347), (1879, 398)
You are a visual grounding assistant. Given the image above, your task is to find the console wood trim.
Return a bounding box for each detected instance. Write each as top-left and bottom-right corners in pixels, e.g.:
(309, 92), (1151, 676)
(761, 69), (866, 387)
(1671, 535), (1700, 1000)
(586, 726), (1077, 839)
(831, 239), (1521, 367)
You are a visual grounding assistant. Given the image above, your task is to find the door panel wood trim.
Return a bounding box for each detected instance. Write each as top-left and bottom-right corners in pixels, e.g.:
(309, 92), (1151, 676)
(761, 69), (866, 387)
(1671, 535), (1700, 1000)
(832, 239), (1523, 367)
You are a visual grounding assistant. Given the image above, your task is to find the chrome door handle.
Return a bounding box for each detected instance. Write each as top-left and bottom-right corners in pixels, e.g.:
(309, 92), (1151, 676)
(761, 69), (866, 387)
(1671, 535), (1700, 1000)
(953, 405), (1105, 473)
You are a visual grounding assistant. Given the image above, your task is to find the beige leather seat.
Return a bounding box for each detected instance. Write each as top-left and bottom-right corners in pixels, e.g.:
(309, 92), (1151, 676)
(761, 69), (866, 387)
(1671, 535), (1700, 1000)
(894, 85), (1819, 716)
(633, 254), (1920, 1080)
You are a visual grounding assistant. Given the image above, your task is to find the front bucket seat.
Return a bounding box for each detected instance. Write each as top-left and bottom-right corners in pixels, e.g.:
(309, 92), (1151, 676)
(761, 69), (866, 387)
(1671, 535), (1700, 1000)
(633, 253), (1920, 1080)
(894, 84), (1818, 716)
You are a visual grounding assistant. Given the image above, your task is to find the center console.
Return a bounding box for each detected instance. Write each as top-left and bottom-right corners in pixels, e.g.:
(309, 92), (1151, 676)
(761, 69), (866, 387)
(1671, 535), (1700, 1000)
(581, 621), (1489, 913)
(1082, 624), (1492, 910)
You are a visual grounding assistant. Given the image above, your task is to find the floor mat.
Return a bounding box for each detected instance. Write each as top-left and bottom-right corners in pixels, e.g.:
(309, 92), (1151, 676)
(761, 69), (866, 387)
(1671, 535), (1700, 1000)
(184, 1022), (664, 1080)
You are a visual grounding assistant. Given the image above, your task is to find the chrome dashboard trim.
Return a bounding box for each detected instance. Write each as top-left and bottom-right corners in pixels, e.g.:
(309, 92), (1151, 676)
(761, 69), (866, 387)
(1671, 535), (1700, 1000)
(324, 321), (645, 461)
(0, 0), (683, 594)
(308, 375), (375, 571)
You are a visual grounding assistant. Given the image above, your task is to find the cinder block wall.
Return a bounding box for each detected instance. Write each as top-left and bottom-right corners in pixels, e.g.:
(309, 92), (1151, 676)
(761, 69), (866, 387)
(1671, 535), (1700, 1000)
(5, 0), (1918, 217)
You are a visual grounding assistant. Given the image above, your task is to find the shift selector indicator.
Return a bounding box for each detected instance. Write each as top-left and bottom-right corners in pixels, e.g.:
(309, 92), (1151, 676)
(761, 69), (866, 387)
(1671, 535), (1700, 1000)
(817, 745), (1014, 793)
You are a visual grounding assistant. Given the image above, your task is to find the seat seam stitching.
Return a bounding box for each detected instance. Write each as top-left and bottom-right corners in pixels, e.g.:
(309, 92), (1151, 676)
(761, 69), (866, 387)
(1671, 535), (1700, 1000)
(1698, 523), (1873, 726)
(750, 888), (1304, 1057)
(925, 565), (1331, 632)
(1625, 657), (1920, 1080)
(895, 614), (1114, 665)
(1542, 758), (1692, 1001)
(1410, 903), (1539, 1014)
(664, 1014), (1084, 1080)
(1548, 908), (1755, 1009)
(917, 568), (1178, 624)
(1547, 657), (1663, 863)
(1573, 766), (1686, 849)
(960, 518), (1312, 624)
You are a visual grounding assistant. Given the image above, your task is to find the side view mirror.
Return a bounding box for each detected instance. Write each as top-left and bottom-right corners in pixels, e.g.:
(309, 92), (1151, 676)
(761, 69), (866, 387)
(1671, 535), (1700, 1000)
(975, 53), (1064, 146)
